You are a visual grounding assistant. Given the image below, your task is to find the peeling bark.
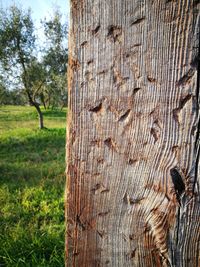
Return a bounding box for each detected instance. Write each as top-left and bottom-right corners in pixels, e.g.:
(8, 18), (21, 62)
(66, 0), (200, 266)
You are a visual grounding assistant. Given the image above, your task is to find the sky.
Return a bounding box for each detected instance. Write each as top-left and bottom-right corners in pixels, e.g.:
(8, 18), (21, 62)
(0, 0), (70, 21)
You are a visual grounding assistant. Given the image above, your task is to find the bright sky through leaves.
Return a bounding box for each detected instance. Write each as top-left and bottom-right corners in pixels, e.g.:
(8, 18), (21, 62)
(0, 0), (70, 42)
(0, 0), (70, 20)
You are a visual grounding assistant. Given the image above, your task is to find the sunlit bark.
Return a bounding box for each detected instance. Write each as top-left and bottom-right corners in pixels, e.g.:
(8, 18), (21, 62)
(66, 1), (199, 266)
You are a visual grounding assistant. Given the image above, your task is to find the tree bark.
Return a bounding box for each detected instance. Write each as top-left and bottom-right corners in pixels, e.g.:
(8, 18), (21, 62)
(26, 90), (44, 129)
(40, 93), (47, 110)
(66, 1), (199, 266)
(34, 102), (44, 129)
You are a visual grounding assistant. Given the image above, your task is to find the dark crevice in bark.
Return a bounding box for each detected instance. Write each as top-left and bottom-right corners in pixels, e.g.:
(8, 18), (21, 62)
(130, 249), (136, 258)
(118, 109), (131, 122)
(98, 70), (107, 75)
(133, 44), (142, 47)
(76, 215), (86, 231)
(193, 33), (200, 194)
(81, 40), (88, 46)
(123, 192), (144, 205)
(172, 108), (180, 124)
(191, 55), (200, 69)
(87, 59), (93, 65)
(128, 158), (137, 165)
(92, 25), (101, 35)
(169, 168), (191, 264)
(147, 76), (157, 83)
(172, 94), (192, 125)
(91, 183), (109, 194)
(166, 0), (176, 3)
(179, 94), (193, 108)
(107, 25), (122, 42)
(170, 168), (185, 204)
(97, 230), (105, 238)
(150, 127), (159, 143)
(98, 210), (110, 216)
(104, 137), (117, 151)
(171, 206), (181, 267)
(70, 58), (80, 71)
(176, 208), (180, 246)
(176, 69), (195, 86)
(130, 17), (146, 26)
(89, 102), (102, 113)
(133, 87), (141, 95)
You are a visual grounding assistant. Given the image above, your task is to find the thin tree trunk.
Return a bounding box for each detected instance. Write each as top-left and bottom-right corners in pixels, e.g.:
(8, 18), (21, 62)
(40, 94), (47, 110)
(17, 41), (45, 130)
(47, 94), (51, 109)
(66, 1), (199, 266)
(60, 103), (64, 111)
(25, 89), (44, 129)
(33, 102), (44, 129)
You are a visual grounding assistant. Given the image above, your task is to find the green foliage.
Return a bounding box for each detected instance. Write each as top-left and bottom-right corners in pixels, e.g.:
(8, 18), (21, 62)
(0, 5), (68, 112)
(0, 84), (26, 105)
(41, 9), (68, 109)
(0, 106), (66, 266)
(0, 5), (35, 73)
(0, 5), (45, 128)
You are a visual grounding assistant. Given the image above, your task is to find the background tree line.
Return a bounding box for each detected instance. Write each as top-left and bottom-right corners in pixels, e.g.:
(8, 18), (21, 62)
(0, 5), (68, 128)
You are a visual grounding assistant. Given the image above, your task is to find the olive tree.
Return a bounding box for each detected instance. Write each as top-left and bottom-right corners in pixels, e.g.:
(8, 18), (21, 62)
(0, 5), (45, 128)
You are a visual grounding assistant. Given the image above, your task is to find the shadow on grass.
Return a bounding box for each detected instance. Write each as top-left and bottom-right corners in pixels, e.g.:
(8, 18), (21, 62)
(0, 128), (66, 187)
(0, 128), (66, 266)
(43, 109), (67, 118)
(0, 111), (38, 121)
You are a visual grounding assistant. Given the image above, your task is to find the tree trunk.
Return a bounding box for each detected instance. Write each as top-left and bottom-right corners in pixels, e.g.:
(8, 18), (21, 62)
(47, 94), (51, 110)
(40, 94), (47, 110)
(34, 103), (44, 129)
(60, 103), (65, 111)
(66, 1), (199, 266)
(24, 86), (45, 130)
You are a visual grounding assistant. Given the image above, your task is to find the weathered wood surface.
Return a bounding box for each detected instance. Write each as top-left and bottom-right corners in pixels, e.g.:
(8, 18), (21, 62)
(66, 1), (200, 266)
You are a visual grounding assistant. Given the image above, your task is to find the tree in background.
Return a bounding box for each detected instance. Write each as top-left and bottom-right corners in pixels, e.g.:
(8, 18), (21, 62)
(0, 5), (45, 128)
(42, 9), (68, 110)
(0, 5), (68, 128)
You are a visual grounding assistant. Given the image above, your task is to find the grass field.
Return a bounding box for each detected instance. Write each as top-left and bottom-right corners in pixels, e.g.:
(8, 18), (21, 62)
(0, 105), (67, 266)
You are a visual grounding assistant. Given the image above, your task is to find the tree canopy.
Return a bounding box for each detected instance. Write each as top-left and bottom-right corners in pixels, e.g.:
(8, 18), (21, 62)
(0, 5), (68, 128)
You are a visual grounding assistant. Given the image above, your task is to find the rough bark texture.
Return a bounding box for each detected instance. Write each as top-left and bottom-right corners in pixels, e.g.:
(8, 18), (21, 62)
(66, 1), (200, 266)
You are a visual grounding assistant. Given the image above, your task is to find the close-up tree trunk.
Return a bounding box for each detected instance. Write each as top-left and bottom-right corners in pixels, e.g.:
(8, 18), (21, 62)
(66, 1), (199, 266)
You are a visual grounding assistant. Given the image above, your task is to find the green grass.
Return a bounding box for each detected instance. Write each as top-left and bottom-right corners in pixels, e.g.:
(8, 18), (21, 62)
(0, 105), (67, 266)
